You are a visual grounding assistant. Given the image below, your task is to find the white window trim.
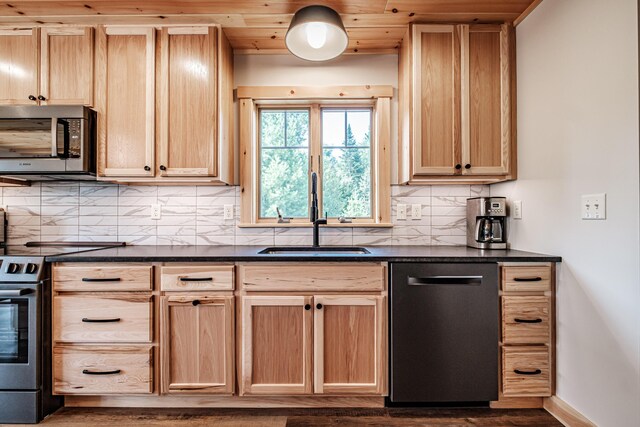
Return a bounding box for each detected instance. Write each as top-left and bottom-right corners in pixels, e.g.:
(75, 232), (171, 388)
(238, 85), (392, 227)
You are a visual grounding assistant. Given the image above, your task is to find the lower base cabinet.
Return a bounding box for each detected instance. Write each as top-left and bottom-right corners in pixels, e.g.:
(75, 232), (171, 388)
(161, 295), (234, 394)
(53, 346), (153, 395)
(240, 295), (386, 396)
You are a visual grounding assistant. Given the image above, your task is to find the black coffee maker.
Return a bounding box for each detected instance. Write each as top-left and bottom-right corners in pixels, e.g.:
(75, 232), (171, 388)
(466, 197), (507, 249)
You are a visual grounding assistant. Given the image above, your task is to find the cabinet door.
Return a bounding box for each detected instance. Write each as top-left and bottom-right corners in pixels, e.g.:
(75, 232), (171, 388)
(314, 295), (386, 395)
(40, 27), (94, 106)
(159, 27), (217, 177)
(161, 295), (234, 394)
(412, 25), (461, 176)
(0, 28), (39, 105)
(96, 26), (155, 177)
(240, 296), (313, 395)
(462, 24), (512, 175)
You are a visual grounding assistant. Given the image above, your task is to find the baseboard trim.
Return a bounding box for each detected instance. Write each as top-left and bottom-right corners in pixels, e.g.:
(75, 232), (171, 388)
(544, 396), (596, 427)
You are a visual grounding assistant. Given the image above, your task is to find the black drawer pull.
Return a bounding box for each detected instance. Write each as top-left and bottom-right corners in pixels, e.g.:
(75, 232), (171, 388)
(179, 277), (213, 282)
(82, 318), (121, 323)
(514, 318), (543, 323)
(316, 303), (323, 310)
(513, 277), (542, 282)
(514, 369), (542, 376)
(408, 276), (482, 286)
(82, 369), (121, 375)
(82, 277), (122, 282)
(304, 304), (311, 310)
(192, 300), (201, 306)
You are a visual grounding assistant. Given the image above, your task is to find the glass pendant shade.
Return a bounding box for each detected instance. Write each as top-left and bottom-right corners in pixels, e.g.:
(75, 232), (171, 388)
(285, 5), (349, 61)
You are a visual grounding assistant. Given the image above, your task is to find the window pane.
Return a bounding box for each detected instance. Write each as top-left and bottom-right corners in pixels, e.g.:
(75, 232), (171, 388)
(347, 111), (371, 146)
(322, 111), (345, 146)
(322, 109), (372, 218)
(259, 109), (310, 219)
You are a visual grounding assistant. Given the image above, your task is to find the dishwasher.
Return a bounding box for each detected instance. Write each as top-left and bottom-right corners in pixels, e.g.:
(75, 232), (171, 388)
(389, 262), (499, 403)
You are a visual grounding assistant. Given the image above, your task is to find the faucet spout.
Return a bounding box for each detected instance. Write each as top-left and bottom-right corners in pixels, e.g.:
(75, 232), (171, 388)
(310, 172), (325, 247)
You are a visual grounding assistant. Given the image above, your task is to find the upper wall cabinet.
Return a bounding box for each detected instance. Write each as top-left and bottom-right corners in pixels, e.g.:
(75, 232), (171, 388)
(398, 24), (516, 184)
(0, 27), (94, 106)
(96, 25), (234, 185)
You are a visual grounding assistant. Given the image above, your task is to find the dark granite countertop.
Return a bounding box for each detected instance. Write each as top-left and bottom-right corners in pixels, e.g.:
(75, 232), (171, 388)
(46, 245), (562, 263)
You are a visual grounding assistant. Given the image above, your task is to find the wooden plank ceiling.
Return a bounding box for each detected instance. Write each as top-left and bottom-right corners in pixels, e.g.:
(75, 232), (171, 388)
(0, 1), (540, 53)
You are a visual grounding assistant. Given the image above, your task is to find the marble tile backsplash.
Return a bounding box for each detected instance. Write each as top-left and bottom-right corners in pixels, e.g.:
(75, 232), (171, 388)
(0, 182), (489, 246)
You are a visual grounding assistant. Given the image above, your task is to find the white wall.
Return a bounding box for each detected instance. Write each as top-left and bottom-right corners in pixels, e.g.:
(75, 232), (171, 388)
(493, 1), (640, 425)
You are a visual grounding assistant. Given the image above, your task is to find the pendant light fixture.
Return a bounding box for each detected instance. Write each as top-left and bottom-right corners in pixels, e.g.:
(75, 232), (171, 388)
(285, 5), (349, 61)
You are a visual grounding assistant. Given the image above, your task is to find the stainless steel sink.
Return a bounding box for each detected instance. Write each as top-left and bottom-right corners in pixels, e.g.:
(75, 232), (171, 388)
(257, 246), (371, 255)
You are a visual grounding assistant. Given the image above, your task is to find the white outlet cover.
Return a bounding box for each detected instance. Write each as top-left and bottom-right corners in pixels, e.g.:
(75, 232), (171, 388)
(397, 204), (407, 220)
(150, 204), (162, 220)
(512, 200), (522, 220)
(411, 204), (422, 220)
(581, 193), (606, 220)
(223, 204), (234, 220)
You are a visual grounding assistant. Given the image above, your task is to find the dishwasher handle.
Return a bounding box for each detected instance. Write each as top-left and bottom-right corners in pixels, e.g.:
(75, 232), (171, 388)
(408, 276), (483, 286)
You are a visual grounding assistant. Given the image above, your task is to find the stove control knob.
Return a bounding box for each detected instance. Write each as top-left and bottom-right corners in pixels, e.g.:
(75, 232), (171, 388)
(25, 263), (39, 274)
(7, 263), (21, 274)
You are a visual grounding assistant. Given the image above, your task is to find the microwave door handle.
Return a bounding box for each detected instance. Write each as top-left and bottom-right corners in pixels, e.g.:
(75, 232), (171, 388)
(58, 119), (70, 159)
(51, 117), (58, 157)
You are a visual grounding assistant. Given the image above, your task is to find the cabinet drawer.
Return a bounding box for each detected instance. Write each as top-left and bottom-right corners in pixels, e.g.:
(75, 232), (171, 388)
(53, 295), (153, 343)
(240, 263), (384, 292)
(502, 347), (551, 397)
(53, 265), (153, 291)
(53, 346), (153, 395)
(502, 296), (551, 344)
(161, 265), (234, 291)
(502, 266), (551, 292)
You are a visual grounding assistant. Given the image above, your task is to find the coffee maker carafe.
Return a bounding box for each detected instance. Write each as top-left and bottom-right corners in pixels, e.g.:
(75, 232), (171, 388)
(466, 197), (507, 249)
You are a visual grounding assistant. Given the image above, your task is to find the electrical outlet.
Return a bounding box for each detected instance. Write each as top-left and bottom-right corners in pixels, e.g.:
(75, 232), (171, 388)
(223, 204), (234, 220)
(581, 193), (606, 220)
(512, 200), (522, 219)
(397, 204), (407, 220)
(411, 204), (422, 220)
(150, 204), (161, 220)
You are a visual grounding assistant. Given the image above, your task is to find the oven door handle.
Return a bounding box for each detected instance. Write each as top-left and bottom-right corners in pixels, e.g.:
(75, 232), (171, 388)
(0, 289), (32, 296)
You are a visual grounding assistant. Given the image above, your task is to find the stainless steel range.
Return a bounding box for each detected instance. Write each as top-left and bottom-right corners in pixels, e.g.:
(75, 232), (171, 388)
(0, 247), (62, 423)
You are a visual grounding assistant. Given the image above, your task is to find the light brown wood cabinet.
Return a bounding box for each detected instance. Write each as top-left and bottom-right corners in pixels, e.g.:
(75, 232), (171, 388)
(398, 23), (515, 184)
(51, 263), (155, 396)
(498, 264), (554, 399)
(238, 263), (387, 397)
(161, 295), (234, 394)
(96, 25), (234, 184)
(0, 27), (93, 106)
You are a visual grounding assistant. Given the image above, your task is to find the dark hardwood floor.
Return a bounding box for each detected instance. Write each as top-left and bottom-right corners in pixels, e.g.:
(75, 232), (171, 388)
(10, 407), (564, 426)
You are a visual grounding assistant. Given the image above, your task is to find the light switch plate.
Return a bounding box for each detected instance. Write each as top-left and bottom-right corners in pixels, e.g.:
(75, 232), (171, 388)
(581, 193), (606, 220)
(512, 200), (522, 219)
(397, 204), (407, 220)
(223, 204), (234, 220)
(150, 204), (161, 220)
(411, 204), (422, 220)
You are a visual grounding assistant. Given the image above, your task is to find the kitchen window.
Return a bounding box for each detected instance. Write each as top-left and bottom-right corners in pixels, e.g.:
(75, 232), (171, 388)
(239, 86), (392, 227)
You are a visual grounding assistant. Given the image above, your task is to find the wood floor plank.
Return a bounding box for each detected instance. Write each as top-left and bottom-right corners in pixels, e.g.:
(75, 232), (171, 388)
(7, 407), (562, 427)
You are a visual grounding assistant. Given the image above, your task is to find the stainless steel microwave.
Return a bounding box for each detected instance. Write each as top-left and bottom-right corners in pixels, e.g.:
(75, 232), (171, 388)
(0, 105), (96, 181)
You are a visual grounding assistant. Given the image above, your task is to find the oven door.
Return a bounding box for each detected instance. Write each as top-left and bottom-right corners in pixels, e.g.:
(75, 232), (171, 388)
(0, 284), (39, 390)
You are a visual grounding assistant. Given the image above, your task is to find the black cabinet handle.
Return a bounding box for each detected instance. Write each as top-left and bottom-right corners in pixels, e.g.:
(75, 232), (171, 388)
(144, 165), (151, 171)
(82, 369), (121, 375)
(514, 318), (543, 324)
(514, 369), (542, 376)
(28, 95), (37, 101)
(304, 304), (311, 310)
(37, 95), (46, 101)
(513, 277), (542, 282)
(82, 277), (121, 282)
(82, 318), (121, 323)
(455, 164), (462, 170)
(179, 277), (213, 282)
(192, 299), (201, 306)
(316, 303), (323, 309)
(160, 165), (167, 171)
(465, 164), (471, 169)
